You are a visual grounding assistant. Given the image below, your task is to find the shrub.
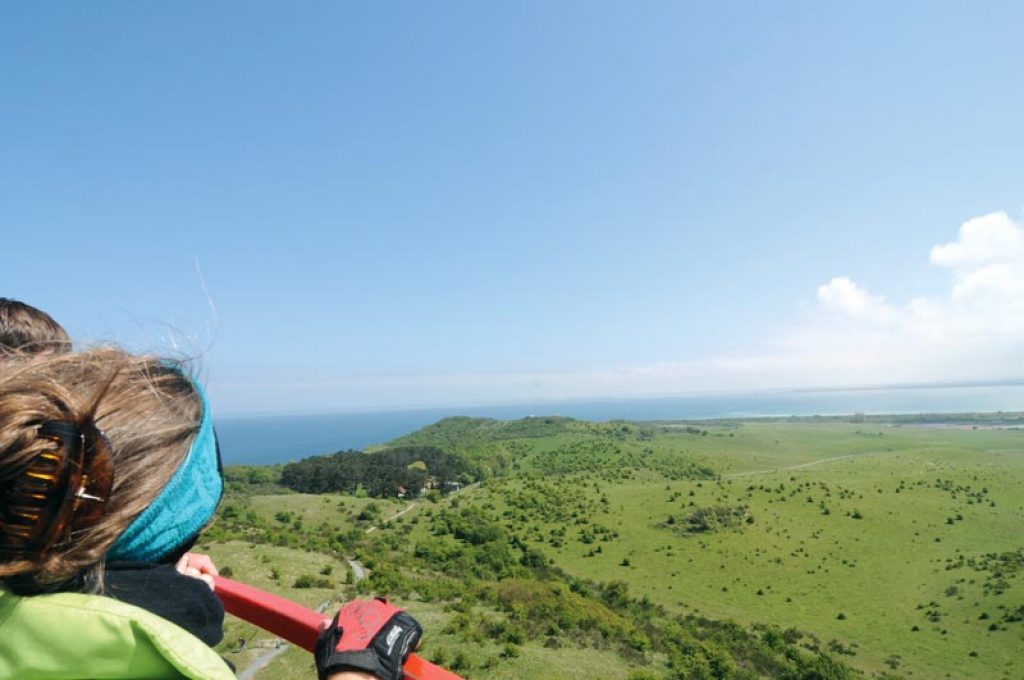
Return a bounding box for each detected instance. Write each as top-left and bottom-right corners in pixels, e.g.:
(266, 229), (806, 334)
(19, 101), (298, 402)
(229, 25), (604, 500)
(450, 651), (471, 672)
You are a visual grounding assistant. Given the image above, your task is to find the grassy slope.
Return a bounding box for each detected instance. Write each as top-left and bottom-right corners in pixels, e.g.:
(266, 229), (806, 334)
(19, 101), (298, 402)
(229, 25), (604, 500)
(199, 520), (635, 679)
(565, 467), (1019, 678)
(198, 541), (340, 676)
(204, 417), (1024, 679)
(392, 420), (1024, 679)
(246, 492), (407, 527)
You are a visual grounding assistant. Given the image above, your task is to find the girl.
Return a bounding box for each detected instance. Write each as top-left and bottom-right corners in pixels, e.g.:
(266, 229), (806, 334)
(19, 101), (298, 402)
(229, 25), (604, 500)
(0, 349), (419, 680)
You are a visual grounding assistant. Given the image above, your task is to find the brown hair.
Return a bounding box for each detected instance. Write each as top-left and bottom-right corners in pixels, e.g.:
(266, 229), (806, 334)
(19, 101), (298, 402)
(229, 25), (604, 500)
(0, 298), (71, 357)
(0, 348), (201, 590)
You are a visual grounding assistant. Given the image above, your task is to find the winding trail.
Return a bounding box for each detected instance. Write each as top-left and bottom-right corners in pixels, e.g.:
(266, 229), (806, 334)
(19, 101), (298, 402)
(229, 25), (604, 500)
(366, 483), (479, 534)
(237, 483), (478, 678)
(722, 450), (888, 479)
(235, 641), (285, 680)
(236, 599), (331, 680)
(366, 501), (418, 534)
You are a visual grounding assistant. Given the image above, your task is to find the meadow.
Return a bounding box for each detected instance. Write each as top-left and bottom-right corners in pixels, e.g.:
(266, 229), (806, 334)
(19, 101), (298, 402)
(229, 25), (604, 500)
(201, 416), (1024, 679)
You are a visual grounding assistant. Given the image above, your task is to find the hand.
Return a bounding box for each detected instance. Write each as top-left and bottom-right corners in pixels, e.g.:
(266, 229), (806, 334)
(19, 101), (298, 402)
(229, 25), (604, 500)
(315, 599), (422, 680)
(174, 551), (219, 591)
(318, 621), (376, 680)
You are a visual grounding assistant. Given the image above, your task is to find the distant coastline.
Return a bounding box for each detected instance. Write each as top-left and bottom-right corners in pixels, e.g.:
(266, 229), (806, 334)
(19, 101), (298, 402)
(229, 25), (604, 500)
(214, 382), (1024, 465)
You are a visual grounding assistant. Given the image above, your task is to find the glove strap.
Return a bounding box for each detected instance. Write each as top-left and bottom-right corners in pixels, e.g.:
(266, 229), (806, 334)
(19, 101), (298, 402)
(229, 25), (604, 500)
(317, 649), (387, 680)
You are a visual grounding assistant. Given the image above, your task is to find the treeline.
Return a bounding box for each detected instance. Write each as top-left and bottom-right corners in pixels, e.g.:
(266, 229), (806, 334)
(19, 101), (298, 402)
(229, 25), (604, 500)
(384, 416), (585, 452)
(280, 445), (478, 497)
(223, 464), (286, 493)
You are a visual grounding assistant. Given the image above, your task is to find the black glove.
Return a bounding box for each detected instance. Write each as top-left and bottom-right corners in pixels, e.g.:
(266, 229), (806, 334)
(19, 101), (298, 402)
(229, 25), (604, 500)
(315, 598), (423, 680)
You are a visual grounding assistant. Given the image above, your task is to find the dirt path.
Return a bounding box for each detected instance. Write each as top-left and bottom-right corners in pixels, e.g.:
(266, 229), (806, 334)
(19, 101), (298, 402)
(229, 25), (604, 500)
(236, 641), (287, 680)
(238, 484), (478, 678)
(366, 502), (418, 534)
(722, 451), (888, 478)
(366, 483), (479, 533)
(236, 599), (331, 680)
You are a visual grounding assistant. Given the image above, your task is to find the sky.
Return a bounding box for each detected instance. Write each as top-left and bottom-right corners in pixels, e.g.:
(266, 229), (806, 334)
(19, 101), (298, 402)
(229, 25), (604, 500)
(2, 2), (1023, 415)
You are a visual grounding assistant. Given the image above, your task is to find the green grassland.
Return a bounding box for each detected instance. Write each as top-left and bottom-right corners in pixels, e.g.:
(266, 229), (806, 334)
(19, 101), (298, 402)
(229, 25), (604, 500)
(203, 416), (1024, 679)
(481, 433), (1023, 677)
(200, 541), (338, 677)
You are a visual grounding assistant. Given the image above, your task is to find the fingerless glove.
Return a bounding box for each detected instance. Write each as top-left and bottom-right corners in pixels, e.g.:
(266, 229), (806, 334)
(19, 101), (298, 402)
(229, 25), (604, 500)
(315, 599), (422, 680)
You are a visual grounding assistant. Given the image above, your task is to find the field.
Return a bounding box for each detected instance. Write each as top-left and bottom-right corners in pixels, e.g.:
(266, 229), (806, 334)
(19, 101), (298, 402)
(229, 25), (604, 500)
(202, 416), (1024, 679)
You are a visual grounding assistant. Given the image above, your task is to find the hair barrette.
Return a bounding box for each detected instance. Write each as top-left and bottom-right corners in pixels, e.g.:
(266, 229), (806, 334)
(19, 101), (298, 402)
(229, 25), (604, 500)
(0, 420), (114, 558)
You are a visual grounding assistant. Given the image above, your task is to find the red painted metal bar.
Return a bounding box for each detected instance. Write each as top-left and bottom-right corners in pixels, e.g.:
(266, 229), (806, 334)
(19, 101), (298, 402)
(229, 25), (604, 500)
(213, 576), (462, 680)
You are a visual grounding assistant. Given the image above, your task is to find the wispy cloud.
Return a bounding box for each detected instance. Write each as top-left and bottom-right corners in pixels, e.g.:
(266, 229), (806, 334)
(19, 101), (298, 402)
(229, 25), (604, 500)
(655, 209), (1024, 392)
(213, 210), (1024, 412)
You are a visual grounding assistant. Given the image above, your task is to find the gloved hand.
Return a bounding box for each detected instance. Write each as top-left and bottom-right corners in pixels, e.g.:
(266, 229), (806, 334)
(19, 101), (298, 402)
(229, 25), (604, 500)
(315, 598), (423, 680)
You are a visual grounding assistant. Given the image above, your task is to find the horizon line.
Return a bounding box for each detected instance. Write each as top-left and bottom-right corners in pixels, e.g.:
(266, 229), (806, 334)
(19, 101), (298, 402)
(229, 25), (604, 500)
(213, 376), (1024, 420)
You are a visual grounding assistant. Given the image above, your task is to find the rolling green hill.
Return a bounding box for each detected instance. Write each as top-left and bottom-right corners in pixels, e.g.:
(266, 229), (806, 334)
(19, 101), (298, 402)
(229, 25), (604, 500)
(202, 415), (1024, 679)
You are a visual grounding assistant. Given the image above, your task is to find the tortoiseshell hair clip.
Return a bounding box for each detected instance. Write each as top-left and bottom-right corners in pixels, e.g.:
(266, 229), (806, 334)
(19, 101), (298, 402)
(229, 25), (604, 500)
(0, 420), (114, 558)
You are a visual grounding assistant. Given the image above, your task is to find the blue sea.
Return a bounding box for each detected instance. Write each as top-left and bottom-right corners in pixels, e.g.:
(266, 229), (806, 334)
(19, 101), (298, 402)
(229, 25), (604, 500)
(214, 384), (1024, 465)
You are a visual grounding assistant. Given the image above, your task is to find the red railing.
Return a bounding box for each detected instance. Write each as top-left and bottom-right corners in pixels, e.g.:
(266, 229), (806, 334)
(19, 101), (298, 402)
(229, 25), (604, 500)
(214, 576), (462, 680)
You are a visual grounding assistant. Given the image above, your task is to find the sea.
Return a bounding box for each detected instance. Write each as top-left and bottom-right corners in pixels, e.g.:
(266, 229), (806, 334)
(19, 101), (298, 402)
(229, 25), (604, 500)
(214, 383), (1024, 465)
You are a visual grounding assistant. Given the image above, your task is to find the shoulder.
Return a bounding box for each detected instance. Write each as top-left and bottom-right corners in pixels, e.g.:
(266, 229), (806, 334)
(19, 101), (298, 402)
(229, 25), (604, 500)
(0, 586), (235, 680)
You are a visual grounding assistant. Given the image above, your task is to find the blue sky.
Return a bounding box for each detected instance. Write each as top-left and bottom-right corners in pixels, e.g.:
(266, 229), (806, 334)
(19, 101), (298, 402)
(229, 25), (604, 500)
(3, 2), (1023, 414)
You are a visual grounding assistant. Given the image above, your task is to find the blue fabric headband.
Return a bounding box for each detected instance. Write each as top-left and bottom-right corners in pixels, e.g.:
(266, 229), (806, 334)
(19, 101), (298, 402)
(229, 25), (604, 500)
(106, 371), (223, 563)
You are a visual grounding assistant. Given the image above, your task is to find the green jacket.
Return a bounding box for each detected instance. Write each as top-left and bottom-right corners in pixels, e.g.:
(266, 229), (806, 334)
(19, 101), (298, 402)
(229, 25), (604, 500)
(0, 586), (235, 679)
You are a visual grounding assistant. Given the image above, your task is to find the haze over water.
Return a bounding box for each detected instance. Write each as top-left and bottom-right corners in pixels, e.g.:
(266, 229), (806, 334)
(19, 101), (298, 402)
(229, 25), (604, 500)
(215, 383), (1024, 465)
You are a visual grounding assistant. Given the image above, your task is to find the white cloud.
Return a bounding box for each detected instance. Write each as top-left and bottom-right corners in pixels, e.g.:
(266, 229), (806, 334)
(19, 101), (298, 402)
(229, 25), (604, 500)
(624, 211), (1024, 390)
(816, 276), (893, 322)
(212, 210), (1024, 412)
(731, 210), (1024, 388)
(930, 211), (1024, 269)
(568, 209), (1024, 396)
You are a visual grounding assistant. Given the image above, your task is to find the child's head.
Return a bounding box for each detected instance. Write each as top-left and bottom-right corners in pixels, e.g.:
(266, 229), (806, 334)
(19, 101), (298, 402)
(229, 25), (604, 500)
(0, 349), (222, 590)
(0, 298), (71, 357)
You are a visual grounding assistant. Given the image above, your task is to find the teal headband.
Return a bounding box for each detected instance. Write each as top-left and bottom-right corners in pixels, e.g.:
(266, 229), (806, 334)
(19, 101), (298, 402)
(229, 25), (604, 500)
(106, 371), (223, 563)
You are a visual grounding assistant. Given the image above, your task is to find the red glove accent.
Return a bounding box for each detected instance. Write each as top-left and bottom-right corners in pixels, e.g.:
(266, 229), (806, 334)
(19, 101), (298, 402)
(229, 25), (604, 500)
(316, 599), (422, 680)
(334, 599), (400, 652)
